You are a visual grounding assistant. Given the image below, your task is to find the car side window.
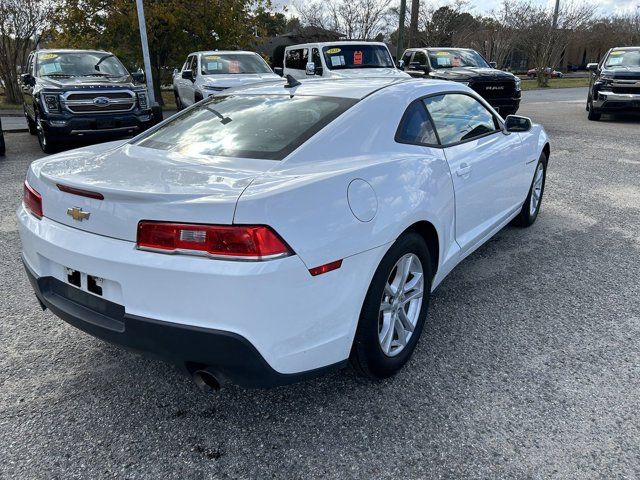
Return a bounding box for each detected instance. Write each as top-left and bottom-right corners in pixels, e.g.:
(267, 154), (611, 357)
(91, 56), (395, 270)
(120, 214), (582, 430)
(413, 51), (427, 67)
(395, 100), (439, 145)
(285, 48), (308, 70)
(190, 56), (198, 77)
(424, 94), (499, 146)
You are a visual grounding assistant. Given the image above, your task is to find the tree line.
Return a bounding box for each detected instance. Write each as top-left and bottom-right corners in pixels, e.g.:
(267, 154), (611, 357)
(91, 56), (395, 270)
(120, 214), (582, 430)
(1, 0), (639, 104)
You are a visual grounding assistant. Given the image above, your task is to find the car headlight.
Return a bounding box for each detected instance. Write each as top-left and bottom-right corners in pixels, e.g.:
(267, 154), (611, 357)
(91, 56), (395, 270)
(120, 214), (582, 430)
(42, 93), (60, 113)
(137, 91), (148, 110)
(514, 77), (521, 92)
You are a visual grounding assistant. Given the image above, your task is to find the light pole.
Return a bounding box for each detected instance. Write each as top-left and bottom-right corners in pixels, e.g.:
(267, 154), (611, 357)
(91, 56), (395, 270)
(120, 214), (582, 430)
(396, 0), (407, 63)
(552, 0), (560, 28)
(135, 0), (158, 107)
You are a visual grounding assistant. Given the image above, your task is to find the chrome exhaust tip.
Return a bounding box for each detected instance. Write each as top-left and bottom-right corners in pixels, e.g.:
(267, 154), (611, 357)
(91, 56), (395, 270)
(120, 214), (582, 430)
(192, 369), (221, 393)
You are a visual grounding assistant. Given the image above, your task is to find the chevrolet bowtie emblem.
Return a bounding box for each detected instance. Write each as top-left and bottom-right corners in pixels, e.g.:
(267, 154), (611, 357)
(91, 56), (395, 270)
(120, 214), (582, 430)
(67, 207), (90, 221)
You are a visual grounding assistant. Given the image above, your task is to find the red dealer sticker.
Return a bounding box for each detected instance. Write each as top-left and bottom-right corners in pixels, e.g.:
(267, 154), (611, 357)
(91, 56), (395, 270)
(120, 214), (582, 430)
(353, 50), (363, 65)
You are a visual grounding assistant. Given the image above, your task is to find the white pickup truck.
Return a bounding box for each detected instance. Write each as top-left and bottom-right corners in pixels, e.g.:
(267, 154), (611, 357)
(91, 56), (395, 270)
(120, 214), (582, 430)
(172, 51), (281, 109)
(282, 41), (410, 80)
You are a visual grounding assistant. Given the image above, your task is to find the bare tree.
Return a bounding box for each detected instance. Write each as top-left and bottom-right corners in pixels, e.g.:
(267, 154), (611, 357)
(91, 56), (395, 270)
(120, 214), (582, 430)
(512, 0), (595, 86)
(0, 0), (55, 104)
(294, 0), (394, 40)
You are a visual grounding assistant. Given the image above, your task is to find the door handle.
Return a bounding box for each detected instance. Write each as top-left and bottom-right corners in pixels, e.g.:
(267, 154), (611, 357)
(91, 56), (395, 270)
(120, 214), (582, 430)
(457, 164), (472, 176)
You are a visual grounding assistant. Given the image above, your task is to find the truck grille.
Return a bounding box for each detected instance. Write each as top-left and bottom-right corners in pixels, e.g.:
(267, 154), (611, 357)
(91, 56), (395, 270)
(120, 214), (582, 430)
(471, 81), (515, 98)
(61, 90), (136, 114)
(611, 86), (640, 95)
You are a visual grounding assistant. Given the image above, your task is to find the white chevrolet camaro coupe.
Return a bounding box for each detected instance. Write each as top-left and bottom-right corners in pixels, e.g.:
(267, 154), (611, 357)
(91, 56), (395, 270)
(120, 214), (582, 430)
(19, 77), (550, 390)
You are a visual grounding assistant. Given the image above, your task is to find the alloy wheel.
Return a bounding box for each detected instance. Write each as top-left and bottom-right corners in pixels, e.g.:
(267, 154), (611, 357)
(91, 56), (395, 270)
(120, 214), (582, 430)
(378, 253), (424, 357)
(529, 162), (545, 216)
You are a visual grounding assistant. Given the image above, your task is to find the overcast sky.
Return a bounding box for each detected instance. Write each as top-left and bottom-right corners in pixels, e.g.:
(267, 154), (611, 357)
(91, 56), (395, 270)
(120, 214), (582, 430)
(281, 0), (640, 16)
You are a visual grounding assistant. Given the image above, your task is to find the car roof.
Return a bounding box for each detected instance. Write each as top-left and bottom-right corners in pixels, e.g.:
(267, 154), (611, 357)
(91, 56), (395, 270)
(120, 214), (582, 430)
(286, 41), (388, 49)
(190, 50), (259, 56)
(223, 77), (465, 100)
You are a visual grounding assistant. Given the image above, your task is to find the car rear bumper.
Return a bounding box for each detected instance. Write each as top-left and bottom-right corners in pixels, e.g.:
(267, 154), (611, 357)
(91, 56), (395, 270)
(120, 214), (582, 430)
(593, 91), (640, 111)
(18, 206), (383, 384)
(22, 260), (344, 388)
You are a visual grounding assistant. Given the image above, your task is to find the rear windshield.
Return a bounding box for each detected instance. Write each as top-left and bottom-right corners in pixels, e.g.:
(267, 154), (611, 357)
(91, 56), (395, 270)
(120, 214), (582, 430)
(604, 49), (640, 68)
(136, 95), (356, 160)
(323, 45), (394, 70)
(200, 53), (272, 75)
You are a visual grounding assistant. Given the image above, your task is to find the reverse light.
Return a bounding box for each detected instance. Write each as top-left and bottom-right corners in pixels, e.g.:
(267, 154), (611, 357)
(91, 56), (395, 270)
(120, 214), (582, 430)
(23, 181), (43, 219)
(309, 260), (343, 276)
(137, 222), (293, 261)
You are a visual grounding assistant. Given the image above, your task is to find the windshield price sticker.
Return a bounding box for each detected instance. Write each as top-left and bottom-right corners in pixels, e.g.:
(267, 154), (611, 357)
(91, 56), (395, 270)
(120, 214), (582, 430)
(437, 57), (452, 66)
(610, 51), (624, 55)
(353, 51), (363, 65)
(331, 56), (345, 67)
(205, 55), (220, 60)
(326, 48), (341, 54)
(38, 53), (59, 61)
(436, 51), (450, 56)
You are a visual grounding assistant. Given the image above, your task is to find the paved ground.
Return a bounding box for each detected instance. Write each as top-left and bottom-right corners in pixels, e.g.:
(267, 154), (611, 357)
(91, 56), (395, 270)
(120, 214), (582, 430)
(1, 91), (639, 479)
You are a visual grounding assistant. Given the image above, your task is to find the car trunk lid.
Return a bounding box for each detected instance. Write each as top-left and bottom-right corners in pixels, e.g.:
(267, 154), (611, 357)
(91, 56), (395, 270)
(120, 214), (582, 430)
(30, 143), (275, 242)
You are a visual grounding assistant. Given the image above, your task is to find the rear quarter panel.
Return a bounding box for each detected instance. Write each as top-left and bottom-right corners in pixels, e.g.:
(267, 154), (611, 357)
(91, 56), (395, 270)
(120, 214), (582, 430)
(234, 87), (457, 278)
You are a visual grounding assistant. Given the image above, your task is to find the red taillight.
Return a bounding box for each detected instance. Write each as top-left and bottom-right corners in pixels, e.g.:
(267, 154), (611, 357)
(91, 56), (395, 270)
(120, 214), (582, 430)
(309, 259), (342, 276)
(57, 183), (104, 200)
(137, 222), (293, 260)
(23, 181), (43, 218)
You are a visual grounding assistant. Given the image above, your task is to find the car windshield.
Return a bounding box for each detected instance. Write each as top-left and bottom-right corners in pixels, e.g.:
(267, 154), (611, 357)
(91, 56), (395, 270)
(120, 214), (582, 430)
(36, 52), (129, 77)
(604, 49), (640, 68)
(135, 95), (356, 160)
(323, 45), (394, 70)
(200, 53), (272, 75)
(428, 49), (489, 69)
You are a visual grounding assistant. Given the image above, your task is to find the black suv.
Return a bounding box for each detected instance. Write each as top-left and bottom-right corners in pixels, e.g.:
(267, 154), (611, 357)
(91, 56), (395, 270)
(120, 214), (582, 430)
(586, 47), (640, 121)
(21, 49), (155, 153)
(400, 48), (521, 117)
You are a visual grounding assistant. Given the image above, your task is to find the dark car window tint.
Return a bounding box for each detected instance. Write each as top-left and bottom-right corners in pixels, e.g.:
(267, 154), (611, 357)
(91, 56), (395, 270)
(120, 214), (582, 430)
(286, 49), (308, 70)
(424, 94), (498, 145)
(396, 101), (438, 145)
(413, 51), (427, 66)
(402, 51), (413, 65)
(136, 95), (356, 160)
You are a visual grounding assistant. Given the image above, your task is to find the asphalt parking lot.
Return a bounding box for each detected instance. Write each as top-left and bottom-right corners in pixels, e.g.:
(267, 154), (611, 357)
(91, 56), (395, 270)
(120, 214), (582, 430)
(1, 88), (639, 479)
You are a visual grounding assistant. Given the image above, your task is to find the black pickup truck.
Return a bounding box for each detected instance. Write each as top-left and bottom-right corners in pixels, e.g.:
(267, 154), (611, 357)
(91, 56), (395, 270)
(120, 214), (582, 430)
(400, 47), (521, 117)
(21, 49), (156, 153)
(586, 47), (640, 121)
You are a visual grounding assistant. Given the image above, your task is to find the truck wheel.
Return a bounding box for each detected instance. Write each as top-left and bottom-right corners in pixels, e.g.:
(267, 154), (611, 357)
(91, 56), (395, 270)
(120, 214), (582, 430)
(25, 107), (37, 135)
(587, 100), (601, 121)
(35, 114), (60, 154)
(174, 91), (183, 111)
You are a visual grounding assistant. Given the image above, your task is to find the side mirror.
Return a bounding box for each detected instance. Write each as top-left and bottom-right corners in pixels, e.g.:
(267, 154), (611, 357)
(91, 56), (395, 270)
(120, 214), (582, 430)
(305, 62), (316, 76)
(131, 72), (145, 83)
(21, 73), (35, 87)
(504, 115), (532, 132)
(173, 68), (178, 76)
(181, 69), (194, 81)
(489, 61), (497, 69)
(397, 59), (405, 69)
(274, 67), (283, 77)
(587, 63), (598, 72)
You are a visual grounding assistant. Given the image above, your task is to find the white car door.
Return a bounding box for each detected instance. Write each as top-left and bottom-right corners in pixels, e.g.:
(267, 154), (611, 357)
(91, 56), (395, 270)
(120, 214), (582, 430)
(183, 55), (198, 106)
(424, 93), (525, 252)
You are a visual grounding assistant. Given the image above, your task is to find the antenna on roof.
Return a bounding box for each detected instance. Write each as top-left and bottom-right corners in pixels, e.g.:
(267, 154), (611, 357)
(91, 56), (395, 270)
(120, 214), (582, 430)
(284, 74), (301, 89)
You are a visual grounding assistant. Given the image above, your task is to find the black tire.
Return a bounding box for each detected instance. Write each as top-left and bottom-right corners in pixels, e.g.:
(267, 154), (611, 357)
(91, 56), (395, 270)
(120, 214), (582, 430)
(587, 100), (601, 121)
(194, 92), (203, 103)
(512, 153), (547, 227)
(25, 108), (38, 135)
(35, 113), (60, 154)
(174, 91), (183, 111)
(350, 232), (433, 379)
